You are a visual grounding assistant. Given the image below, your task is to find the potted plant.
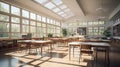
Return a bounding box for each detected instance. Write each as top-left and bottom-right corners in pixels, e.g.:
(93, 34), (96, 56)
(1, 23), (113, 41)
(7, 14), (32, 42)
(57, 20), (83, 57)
(48, 33), (53, 37)
(62, 28), (67, 37)
(103, 29), (111, 39)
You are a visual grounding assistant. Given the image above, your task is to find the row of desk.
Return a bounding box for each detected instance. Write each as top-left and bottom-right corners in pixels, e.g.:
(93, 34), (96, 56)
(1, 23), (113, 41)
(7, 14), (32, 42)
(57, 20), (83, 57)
(0, 37), (111, 67)
(18, 40), (53, 55)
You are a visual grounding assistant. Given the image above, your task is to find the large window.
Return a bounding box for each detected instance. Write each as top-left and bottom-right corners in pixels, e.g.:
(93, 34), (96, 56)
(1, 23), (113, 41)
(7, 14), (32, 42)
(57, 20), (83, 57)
(11, 33), (20, 38)
(0, 1), (61, 38)
(11, 6), (20, 16)
(88, 27), (104, 36)
(0, 14), (9, 21)
(30, 12), (36, 20)
(11, 16), (20, 38)
(22, 19), (29, 33)
(37, 22), (41, 26)
(42, 16), (46, 22)
(37, 27), (41, 37)
(0, 2), (9, 13)
(22, 25), (29, 33)
(30, 21), (36, 26)
(30, 26), (36, 37)
(11, 24), (20, 32)
(0, 14), (9, 37)
(22, 10), (29, 18)
(0, 22), (9, 32)
(11, 17), (20, 23)
(22, 19), (29, 25)
(37, 15), (41, 21)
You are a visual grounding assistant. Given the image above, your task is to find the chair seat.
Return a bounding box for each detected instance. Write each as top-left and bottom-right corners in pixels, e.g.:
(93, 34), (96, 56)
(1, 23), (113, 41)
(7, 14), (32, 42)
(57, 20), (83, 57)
(81, 50), (93, 54)
(79, 44), (95, 65)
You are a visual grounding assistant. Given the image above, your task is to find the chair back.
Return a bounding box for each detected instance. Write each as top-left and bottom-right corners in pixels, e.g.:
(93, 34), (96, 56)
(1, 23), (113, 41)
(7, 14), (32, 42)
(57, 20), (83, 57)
(80, 44), (92, 50)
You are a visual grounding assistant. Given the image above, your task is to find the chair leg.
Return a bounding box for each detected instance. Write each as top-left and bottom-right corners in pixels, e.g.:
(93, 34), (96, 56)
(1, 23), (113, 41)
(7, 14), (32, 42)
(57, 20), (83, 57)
(95, 50), (98, 67)
(79, 54), (81, 63)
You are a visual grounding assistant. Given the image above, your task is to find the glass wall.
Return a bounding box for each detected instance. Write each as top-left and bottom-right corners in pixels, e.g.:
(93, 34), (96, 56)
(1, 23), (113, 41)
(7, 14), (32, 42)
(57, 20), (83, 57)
(66, 21), (105, 36)
(0, 1), (61, 38)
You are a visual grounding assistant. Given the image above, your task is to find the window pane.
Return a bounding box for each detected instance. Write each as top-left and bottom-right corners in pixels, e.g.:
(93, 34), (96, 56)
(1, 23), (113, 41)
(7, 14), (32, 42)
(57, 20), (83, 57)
(42, 23), (46, 27)
(56, 30), (60, 33)
(30, 13), (36, 20)
(99, 21), (104, 25)
(41, 28), (46, 33)
(22, 25), (29, 32)
(37, 22), (41, 26)
(0, 33), (9, 37)
(37, 34), (41, 37)
(0, 14), (9, 21)
(30, 26), (36, 32)
(0, 22), (9, 32)
(42, 16), (46, 22)
(11, 33), (20, 38)
(11, 17), (20, 23)
(11, 24), (20, 32)
(30, 21), (36, 26)
(47, 18), (50, 23)
(0, 2), (9, 13)
(37, 27), (41, 33)
(22, 19), (29, 25)
(22, 10), (29, 18)
(88, 22), (92, 25)
(11, 6), (20, 16)
(37, 15), (41, 21)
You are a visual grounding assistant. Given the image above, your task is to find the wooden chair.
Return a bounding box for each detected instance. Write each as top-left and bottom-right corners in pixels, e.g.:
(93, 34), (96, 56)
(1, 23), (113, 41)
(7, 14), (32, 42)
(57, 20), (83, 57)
(17, 42), (29, 53)
(79, 44), (95, 64)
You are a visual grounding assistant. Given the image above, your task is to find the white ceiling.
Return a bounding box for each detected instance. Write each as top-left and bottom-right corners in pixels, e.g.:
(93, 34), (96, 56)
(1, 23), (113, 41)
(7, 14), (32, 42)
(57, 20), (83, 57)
(4, 0), (120, 22)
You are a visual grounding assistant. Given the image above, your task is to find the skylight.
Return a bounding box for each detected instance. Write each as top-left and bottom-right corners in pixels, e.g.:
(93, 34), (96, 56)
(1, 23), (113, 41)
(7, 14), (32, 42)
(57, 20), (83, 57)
(64, 9), (70, 12)
(34, 0), (47, 4)
(53, 8), (60, 13)
(61, 14), (67, 17)
(34, 0), (74, 19)
(59, 5), (67, 9)
(52, 0), (62, 5)
(58, 11), (64, 15)
(44, 2), (56, 9)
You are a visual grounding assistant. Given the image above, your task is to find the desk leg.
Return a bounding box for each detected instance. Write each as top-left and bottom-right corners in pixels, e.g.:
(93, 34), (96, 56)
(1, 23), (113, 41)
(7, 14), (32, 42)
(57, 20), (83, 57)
(41, 45), (42, 56)
(106, 47), (110, 67)
(69, 45), (71, 60)
(73, 46), (74, 57)
(50, 44), (52, 52)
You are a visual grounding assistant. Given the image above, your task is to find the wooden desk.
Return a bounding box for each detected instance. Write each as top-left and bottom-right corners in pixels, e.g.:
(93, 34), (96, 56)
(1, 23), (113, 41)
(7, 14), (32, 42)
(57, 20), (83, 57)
(18, 40), (53, 55)
(50, 38), (69, 46)
(68, 42), (110, 67)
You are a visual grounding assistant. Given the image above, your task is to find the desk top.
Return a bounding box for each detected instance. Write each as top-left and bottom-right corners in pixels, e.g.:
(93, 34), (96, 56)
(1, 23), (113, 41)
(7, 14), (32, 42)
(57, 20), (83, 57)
(18, 40), (52, 43)
(79, 39), (110, 42)
(68, 42), (110, 47)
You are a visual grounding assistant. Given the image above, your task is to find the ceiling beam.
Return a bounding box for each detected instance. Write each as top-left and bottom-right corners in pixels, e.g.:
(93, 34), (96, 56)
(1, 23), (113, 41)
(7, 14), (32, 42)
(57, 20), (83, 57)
(76, 0), (85, 16)
(109, 3), (120, 20)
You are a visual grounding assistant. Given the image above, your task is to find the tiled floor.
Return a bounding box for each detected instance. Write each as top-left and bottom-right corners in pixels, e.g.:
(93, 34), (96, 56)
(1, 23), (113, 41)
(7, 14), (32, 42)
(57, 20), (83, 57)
(0, 45), (120, 67)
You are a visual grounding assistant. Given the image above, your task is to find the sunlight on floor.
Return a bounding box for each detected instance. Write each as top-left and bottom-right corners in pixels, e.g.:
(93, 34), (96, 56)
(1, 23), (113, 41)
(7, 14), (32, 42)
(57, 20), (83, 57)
(4, 47), (93, 67)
